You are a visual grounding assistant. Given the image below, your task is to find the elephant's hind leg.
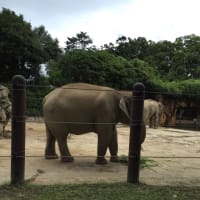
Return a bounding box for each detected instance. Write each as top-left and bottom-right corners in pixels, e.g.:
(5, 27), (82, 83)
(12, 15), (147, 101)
(45, 125), (58, 159)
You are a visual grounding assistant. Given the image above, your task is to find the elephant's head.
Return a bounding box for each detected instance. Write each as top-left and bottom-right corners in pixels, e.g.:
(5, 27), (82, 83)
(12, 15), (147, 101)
(118, 96), (146, 144)
(119, 96), (131, 124)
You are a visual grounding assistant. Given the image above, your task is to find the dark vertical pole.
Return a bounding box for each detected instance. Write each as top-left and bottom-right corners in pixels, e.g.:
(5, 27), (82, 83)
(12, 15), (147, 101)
(11, 75), (26, 184)
(127, 82), (145, 183)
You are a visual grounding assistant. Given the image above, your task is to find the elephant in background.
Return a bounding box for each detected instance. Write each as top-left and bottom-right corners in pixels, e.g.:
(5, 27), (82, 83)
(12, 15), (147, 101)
(143, 99), (164, 128)
(0, 85), (9, 99)
(0, 85), (12, 137)
(43, 83), (146, 165)
(0, 106), (6, 136)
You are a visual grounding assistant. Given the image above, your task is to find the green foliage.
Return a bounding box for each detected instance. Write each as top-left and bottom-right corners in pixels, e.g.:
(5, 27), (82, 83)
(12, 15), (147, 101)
(47, 49), (158, 90)
(33, 25), (62, 62)
(1, 9), (200, 114)
(26, 78), (53, 116)
(153, 79), (200, 97)
(65, 31), (93, 51)
(113, 34), (200, 82)
(0, 8), (61, 83)
(119, 155), (158, 168)
(115, 36), (150, 60)
(176, 79), (200, 97)
(0, 8), (43, 81)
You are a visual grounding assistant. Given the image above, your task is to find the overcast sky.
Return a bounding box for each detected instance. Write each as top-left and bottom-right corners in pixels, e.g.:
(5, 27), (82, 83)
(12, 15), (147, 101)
(1, 0), (200, 48)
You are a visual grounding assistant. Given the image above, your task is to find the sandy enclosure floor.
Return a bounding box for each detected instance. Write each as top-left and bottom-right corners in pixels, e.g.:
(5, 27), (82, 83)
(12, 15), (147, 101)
(0, 121), (200, 186)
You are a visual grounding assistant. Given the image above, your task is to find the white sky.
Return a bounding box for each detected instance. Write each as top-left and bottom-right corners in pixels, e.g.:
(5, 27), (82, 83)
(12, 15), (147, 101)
(1, 0), (200, 48)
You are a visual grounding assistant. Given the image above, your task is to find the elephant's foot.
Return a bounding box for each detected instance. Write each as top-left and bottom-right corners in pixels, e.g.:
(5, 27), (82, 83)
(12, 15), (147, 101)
(110, 155), (119, 163)
(95, 156), (107, 165)
(45, 149), (59, 159)
(45, 153), (59, 159)
(61, 155), (74, 162)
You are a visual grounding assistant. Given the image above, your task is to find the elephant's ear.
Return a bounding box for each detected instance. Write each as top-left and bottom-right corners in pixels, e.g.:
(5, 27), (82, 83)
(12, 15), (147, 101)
(119, 98), (130, 119)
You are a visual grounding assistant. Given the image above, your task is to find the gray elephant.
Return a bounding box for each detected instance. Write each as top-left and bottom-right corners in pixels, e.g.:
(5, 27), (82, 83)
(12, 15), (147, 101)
(43, 83), (146, 164)
(143, 99), (164, 128)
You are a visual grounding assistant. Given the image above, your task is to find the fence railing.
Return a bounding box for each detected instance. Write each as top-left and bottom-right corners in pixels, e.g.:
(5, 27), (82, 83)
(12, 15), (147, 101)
(1, 75), (198, 185)
(11, 75), (26, 184)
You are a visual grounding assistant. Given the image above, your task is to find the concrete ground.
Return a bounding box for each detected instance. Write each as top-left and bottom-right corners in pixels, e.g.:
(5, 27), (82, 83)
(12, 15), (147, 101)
(0, 121), (200, 186)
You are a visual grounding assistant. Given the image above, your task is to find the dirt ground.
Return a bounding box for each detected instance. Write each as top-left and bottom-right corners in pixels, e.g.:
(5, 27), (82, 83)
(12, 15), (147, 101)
(0, 121), (200, 186)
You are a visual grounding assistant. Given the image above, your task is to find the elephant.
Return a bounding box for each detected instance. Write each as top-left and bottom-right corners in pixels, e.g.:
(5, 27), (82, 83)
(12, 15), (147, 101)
(0, 106), (6, 136)
(43, 83), (146, 164)
(143, 99), (164, 128)
(0, 85), (9, 99)
(0, 85), (11, 137)
(1, 101), (11, 137)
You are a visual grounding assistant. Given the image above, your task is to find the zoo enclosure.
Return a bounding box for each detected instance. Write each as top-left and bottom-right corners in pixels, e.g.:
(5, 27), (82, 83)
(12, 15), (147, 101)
(0, 75), (199, 185)
(10, 75), (145, 184)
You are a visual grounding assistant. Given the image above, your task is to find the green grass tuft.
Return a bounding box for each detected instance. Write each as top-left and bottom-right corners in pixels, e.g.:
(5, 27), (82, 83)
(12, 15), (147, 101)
(118, 155), (158, 168)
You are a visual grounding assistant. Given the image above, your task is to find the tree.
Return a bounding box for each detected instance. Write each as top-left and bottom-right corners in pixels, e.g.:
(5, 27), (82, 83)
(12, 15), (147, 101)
(33, 25), (62, 61)
(0, 8), (44, 81)
(115, 36), (151, 61)
(0, 8), (61, 82)
(65, 32), (93, 51)
(173, 34), (200, 79)
(146, 40), (175, 80)
(47, 48), (159, 90)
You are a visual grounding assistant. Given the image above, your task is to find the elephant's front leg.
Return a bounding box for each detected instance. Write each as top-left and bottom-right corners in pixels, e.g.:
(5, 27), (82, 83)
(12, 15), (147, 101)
(96, 125), (119, 164)
(96, 134), (108, 164)
(96, 126), (114, 164)
(109, 127), (119, 162)
(45, 126), (58, 159)
(57, 133), (74, 162)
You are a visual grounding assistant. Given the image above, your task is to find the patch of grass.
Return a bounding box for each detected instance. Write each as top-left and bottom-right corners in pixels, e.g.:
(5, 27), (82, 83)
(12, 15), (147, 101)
(119, 155), (158, 168)
(0, 183), (199, 200)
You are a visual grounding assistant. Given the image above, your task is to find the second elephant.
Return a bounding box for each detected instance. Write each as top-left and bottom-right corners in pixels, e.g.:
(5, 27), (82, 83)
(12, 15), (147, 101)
(143, 99), (164, 128)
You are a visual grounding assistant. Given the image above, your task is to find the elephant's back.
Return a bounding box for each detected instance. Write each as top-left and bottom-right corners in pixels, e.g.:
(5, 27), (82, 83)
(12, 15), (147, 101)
(43, 83), (119, 121)
(44, 83), (116, 103)
(61, 82), (114, 92)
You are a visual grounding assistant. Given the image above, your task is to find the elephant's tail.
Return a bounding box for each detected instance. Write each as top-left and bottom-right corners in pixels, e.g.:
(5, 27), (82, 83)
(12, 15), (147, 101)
(45, 122), (54, 138)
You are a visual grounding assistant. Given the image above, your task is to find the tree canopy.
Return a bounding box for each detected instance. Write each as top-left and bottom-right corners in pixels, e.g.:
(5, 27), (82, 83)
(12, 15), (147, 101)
(65, 32), (93, 51)
(47, 32), (200, 97)
(0, 8), (61, 82)
(47, 49), (158, 90)
(113, 34), (200, 81)
(1, 8), (200, 97)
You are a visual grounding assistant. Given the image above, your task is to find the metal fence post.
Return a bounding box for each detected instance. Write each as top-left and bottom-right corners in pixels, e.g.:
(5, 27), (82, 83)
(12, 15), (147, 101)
(11, 75), (26, 184)
(127, 82), (145, 183)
